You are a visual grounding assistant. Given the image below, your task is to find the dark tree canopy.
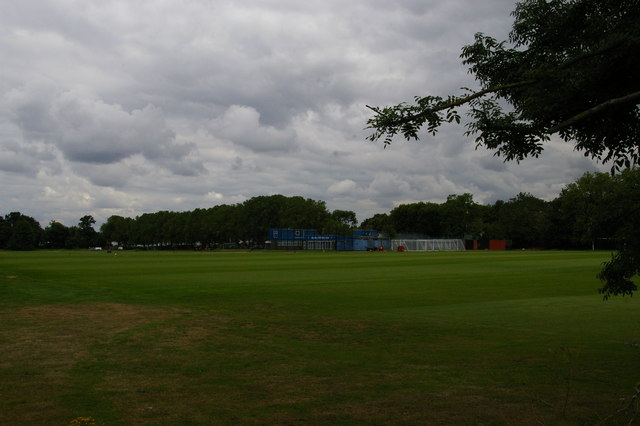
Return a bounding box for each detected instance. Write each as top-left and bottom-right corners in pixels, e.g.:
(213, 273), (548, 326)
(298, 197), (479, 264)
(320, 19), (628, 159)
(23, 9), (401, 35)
(331, 210), (358, 228)
(595, 168), (640, 298)
(1, 212), (42, 250)
(43, 221), (70, 249)
(366, 0), (640, 170)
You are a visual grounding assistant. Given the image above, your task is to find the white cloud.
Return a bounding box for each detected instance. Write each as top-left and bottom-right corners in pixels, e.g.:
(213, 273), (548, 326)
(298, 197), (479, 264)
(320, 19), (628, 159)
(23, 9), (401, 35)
(328, 179), (358, 196)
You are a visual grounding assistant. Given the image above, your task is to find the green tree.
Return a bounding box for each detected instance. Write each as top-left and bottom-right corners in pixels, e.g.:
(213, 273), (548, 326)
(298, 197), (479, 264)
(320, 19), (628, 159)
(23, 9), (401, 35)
(331, 210), (358, 228)
(101, 215), (134, 248)
(495, 193), (548, 248)
(133, 213), (158, 248)
(209, 204), (242, 245)
(440, 194), (483, 239)
(77, 215), (99, 248)
(327, 209), (358, 236)
(241, 195), (287, 243)
(360, 213), (396, 238)
(389, 202), (442, 237)
(3, 212), (42, 250)
(184, 209), (208, 248)
(0, 216), (10, 248)
(550, 172), (617, 249)
(597, 168), (640, 298)
(281, 196), (331, 230)
(43, 221), (70, 249)
(241, 195), (332, 243)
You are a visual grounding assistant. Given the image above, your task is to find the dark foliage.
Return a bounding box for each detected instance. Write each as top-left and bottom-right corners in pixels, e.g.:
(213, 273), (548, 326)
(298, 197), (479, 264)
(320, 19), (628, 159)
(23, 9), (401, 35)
(1, 212), (42, 250)
(367, 0), (640, 171)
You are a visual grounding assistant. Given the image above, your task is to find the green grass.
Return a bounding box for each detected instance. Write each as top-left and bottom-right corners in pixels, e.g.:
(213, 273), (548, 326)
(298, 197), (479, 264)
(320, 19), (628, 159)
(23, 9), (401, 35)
(0, 250), (638, 425)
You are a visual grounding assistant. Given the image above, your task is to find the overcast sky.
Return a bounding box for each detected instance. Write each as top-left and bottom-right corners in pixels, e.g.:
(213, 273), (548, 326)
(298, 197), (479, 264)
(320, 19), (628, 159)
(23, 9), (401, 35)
(1, 0), (605, 227)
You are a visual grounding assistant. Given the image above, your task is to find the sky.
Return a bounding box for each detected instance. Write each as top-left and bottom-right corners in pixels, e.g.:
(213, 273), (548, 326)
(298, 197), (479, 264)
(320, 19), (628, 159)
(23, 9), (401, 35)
(0, 0), (606, 228)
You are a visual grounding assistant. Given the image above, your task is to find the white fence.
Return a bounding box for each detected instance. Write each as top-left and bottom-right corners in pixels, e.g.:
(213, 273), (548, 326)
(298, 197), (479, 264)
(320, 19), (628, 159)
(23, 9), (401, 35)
(391, 239), (465, 252)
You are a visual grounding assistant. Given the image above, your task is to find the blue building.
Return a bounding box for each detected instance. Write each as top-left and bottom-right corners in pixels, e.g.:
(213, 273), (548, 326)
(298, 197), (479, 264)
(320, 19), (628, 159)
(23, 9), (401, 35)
(267, 228), (390, 251)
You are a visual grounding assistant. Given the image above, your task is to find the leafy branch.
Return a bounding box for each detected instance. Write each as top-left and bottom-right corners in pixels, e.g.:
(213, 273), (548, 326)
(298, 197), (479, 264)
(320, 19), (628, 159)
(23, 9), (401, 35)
(365, 80), (536, 147)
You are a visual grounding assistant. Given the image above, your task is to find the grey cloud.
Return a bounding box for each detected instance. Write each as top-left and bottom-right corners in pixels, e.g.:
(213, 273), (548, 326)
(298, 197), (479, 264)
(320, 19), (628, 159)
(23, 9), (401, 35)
(480, 154), (509, 172)
(4, 84), (205, 177)
(156, 157), (207, 177)
(0, 151), (38, 176)
(231, 157), (243, 171)
(0, 138), (59, 177)
(71, 163), (133, 188)
(2, 1), (114, 49)
(366, 172), (413, 202)
(210, 105), (298, 153)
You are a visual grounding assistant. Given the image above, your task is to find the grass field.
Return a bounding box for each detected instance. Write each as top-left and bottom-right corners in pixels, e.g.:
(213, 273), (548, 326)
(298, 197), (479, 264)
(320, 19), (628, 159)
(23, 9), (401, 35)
(0, 249), (638, 425)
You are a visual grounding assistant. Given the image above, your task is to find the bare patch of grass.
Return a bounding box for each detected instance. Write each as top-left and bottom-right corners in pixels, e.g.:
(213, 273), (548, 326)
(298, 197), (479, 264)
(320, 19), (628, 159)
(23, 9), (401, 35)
(0, 303), (179, 424)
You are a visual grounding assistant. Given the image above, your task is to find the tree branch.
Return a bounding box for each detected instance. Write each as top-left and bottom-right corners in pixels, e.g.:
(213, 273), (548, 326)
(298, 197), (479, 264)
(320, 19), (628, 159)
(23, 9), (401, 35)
(548, 90), (640, 134)
(366, 80), (536, 125)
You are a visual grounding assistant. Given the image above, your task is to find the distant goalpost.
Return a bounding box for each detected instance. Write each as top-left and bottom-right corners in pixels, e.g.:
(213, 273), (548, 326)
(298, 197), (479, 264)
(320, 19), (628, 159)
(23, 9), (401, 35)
(391, 239), (465, 252)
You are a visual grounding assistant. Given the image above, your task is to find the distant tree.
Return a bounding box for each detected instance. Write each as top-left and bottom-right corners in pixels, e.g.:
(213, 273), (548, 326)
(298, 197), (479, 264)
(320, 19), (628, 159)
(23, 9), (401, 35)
(208, 204), (241, 245)
(8, 221), (39, 250)
(241, 195), (332, 243)
(390, 202), (442, 237)
(281, 196), (331, 230)
(133, 213), (157, 247)
(440, 194), (483, 239)
(241, 195), (285, 243)
(0, 216), (9, 248)
(324, 210), (356, 236)
(360, 213), (396, 238)
(79, 215), (96, 230)
(63, 226), (81, 249)
(3, 212), (42, 250)
(494, 193), (548, 248)
(331, 210), (358, 228)
(76, 215), (99, 248)
(163, 212), (185, 248)
(549, 172), (617, 249)
(483, 200), (505, 240)
(184, 209), (207, 247)
(101, 215), (134, 248)
(43, 221), (70, 249)
(139, 211), (182, 248)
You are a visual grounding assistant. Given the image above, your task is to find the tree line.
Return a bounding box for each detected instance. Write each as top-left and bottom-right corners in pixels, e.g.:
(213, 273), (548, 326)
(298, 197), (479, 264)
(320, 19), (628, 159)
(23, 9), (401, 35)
(0, 214), (101, 251)
(0, 195), (357, 250)
(1, 169), (637, 253)
(363, 168), (640, 251)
